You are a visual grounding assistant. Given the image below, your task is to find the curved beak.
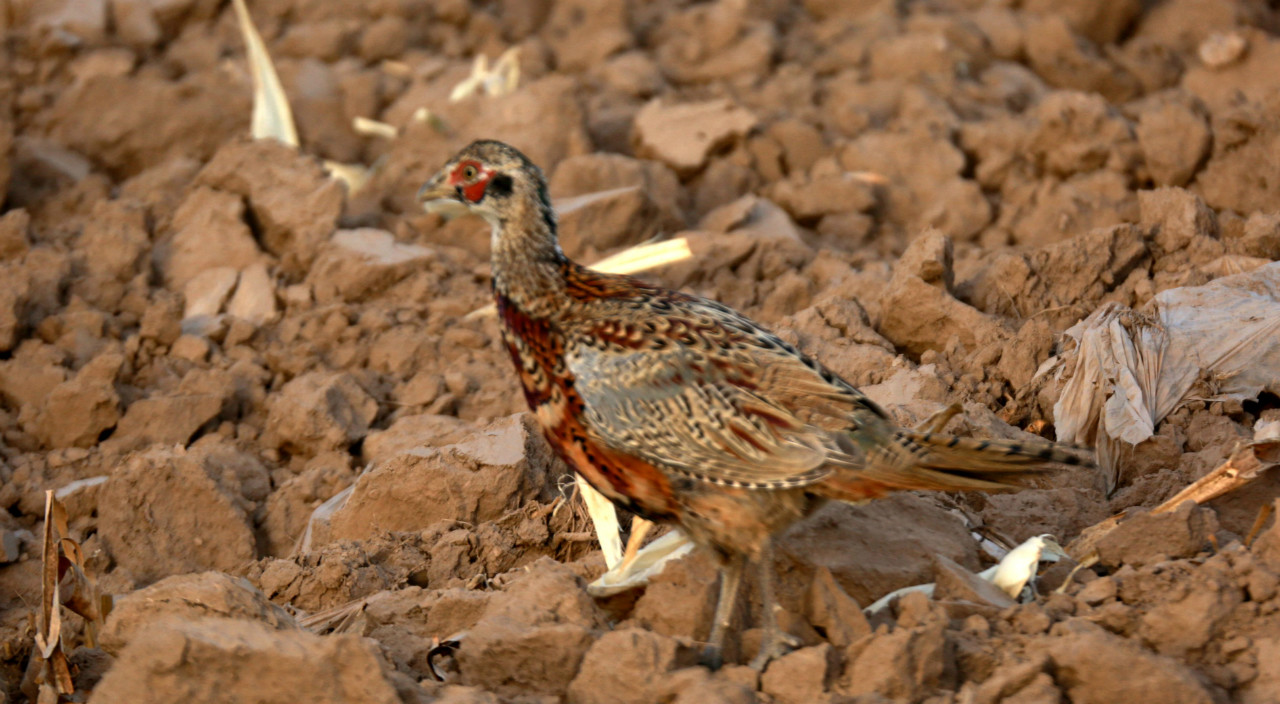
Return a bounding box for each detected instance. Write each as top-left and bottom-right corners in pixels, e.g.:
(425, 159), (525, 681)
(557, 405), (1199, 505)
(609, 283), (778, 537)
(417, 173), (461, 213)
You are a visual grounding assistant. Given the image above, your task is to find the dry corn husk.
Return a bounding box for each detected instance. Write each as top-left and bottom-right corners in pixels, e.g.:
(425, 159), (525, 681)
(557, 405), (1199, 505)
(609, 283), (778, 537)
(576, 477), (624, 569)
(1050, 261), (1280, 494)
(864, 534), (1066, 614)
(586, 528), (695, 597)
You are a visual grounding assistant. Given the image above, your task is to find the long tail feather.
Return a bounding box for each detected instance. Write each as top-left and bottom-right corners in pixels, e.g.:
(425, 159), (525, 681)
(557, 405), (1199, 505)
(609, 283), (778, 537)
(818, 428), (1093, 501)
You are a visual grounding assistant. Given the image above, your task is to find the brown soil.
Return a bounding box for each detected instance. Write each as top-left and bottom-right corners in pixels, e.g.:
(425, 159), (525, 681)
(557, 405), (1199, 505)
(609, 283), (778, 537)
(1, 1), (1279, 702)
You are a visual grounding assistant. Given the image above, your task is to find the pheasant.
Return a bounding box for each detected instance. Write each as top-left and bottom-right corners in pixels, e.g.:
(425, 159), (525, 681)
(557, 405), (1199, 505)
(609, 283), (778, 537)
(417, 140), (1089, 670)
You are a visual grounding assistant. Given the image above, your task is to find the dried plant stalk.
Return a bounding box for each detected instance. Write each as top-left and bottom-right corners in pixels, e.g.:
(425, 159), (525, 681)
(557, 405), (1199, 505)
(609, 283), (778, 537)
(233, 0), (298, 146)
(1152, 441), (1277, 514)
(26, 492), (74, 699)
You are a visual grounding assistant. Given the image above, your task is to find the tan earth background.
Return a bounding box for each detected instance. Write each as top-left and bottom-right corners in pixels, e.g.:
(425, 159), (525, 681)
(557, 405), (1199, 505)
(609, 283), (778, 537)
(2, 0), (1280, 702)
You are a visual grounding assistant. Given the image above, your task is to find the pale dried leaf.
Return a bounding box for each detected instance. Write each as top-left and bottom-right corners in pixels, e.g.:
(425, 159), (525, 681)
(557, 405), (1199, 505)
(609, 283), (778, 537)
(233, 0), (298, 147)
(36, 492), (74, 695)
(864, 583), (936, 615)
(577, 476), (623, 569)
(353, 116), (398, 139)
(299, 595), (372, 633)
(323, 160), (372, 194)
(587, 528), (696, 597)
(296, 484), (354, 556)
(1054, 262), (1280, 492)
(988, 534), (1064, 598)
(864, 533), (1064, 614)
(553, 186), (639, 216)
(54, 475), (107, 501)
(449, 47), (521, 102)
(463, 237), (692, 321)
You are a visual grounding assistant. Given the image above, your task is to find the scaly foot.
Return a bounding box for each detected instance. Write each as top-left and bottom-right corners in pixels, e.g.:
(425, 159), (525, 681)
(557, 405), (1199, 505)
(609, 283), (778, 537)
(699, 644), (725, 670)
(748, 631), (801, 671)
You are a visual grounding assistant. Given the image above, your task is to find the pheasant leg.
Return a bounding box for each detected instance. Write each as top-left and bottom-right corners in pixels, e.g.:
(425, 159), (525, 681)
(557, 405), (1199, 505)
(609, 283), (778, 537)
(700, 554), (745, 670)
(749, 540), (796, 671)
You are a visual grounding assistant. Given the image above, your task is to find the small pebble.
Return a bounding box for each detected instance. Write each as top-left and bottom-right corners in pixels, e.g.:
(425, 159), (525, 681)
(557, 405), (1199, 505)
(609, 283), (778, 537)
(1199, 32), (1248, 68)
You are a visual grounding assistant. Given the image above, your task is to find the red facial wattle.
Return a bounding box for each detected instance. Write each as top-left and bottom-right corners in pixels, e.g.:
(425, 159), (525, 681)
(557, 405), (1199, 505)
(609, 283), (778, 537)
(449, 160), (492, 203)
(461, 179), (489, 203)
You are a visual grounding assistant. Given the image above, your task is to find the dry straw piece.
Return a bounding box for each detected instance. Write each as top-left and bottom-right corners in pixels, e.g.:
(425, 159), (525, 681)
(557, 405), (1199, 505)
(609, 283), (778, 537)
(23, 491), (111, 702)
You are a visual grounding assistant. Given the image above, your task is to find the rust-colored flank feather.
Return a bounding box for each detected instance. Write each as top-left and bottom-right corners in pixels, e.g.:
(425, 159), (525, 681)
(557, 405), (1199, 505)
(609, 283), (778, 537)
(417, 140), (1091, 670)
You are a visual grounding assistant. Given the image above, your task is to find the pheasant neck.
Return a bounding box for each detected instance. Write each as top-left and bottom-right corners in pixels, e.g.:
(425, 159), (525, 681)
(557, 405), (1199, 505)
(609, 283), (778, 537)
(490, 207), (569, 318)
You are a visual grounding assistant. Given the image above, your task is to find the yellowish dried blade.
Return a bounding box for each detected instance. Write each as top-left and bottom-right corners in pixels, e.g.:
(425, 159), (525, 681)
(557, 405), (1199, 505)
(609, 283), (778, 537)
(353, 116), (398, 139)
(490, 46), (521, 96)
(39, 492), (58, 654)
(450, 55), (489, 102)
(381, 60), (411, 77)
(233, 0), (298, 147)
(1151, 421), (1279, 513)
(1069, 422), (1279, 561)
(587, 527), (696, 597)
(323, 161), (371, 194)
(848, 171), (889, 185)
(588, 238), (692, 276)
(576, 476), (623, 569)
(411, 107), (447, 132)
(463, 236), (692, 321)
(450, 47), (522, 102)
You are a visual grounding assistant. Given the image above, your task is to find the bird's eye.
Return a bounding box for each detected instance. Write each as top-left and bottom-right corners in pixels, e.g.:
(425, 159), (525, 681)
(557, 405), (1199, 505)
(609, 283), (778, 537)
(462, 165), (478, 180)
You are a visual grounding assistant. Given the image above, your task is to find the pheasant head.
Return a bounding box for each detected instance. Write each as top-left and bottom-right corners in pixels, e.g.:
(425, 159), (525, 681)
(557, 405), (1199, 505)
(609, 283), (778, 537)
(418, 140), (566, 303)
(419, 140), (558, 241)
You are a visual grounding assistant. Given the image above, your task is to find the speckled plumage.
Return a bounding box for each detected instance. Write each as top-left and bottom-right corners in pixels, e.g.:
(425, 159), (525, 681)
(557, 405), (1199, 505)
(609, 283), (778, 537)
(418, 140), (1090, 669)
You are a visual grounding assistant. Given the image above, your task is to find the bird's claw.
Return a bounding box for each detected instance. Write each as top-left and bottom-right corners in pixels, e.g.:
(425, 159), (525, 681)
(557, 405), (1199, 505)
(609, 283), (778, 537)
(748, 632), (801, 671)
(699, 645), (725, 671)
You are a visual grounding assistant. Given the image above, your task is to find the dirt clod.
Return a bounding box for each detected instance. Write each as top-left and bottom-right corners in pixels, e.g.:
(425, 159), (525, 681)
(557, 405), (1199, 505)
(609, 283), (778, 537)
(633, 98), (758, 176)
(567, 628), (691, 704)
(195, 139), (343, 277)
(761, 644), (835, 704)
(88, 618), (410, 704)
(265, 371), (378, 456)
(98, 448), (257, 585)
(1095, 501), (1219, 568)
(101, 572), (296, 655)
(1038, 620), (1215, 704)
(327, 414), (559, 543)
